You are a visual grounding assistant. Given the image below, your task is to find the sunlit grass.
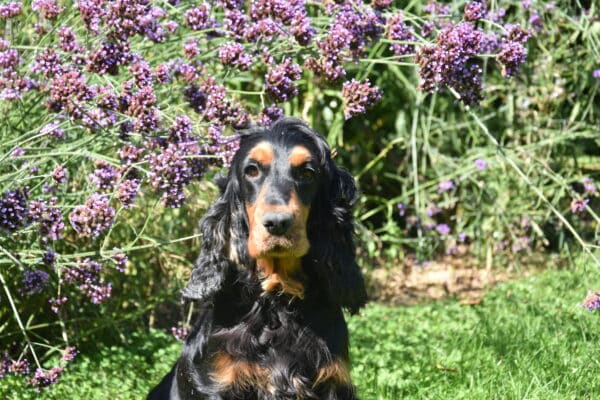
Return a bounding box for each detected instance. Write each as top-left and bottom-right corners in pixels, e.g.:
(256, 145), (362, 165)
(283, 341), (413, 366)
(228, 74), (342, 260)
(3, 265), (598, 399)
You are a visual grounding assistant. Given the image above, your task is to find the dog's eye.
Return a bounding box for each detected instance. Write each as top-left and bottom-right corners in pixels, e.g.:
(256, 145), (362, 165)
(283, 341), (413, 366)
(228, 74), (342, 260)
(244, 165), (260, 178)
(297, 167), (316, 182)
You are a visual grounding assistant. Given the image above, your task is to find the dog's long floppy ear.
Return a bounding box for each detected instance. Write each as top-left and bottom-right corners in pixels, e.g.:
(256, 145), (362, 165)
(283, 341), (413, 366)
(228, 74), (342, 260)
(309, 136), (367, 314)
(181, 168), (249, 302)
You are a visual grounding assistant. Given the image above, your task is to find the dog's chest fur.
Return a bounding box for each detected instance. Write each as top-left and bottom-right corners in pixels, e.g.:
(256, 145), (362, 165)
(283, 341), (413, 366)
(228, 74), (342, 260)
(204, 274), (352, 398)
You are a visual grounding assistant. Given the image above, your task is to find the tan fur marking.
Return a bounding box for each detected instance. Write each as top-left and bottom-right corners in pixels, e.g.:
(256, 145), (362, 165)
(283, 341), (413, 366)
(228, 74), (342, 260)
(248, 141), (274, 166)
(314, 359), (352, 387)
(288, 145), (313, 167)
(257, 257), (305, 298)
(211, 352), (270, 390)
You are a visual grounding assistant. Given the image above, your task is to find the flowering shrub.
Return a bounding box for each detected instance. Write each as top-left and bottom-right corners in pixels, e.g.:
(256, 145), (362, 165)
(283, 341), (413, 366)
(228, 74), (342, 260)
(0, 0), (598, 391)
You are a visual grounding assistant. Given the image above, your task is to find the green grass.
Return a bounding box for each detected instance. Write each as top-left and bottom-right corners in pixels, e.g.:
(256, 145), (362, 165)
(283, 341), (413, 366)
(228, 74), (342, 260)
(2, 267), (599, 399)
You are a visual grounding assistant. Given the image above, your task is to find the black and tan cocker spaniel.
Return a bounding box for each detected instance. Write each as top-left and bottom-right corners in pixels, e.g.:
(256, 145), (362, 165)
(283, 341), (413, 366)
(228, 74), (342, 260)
(148, 117), (367, 400)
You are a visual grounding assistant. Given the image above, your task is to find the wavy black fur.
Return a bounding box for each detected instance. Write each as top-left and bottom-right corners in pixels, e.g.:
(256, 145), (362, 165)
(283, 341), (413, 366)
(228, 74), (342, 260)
(148, 118), (367, 400)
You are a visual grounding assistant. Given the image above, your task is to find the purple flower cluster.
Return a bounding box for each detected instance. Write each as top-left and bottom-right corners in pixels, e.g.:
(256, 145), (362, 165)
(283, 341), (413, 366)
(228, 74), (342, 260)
(117, 179), (141, 208)
(0, 2), (22, 19)
(342, 79), (382, 120)
(497, 27), (529, 77)
(171, 326), (189, 341)
(0, 187), (31, 233)
(32, 0), (64, 20)
(438, 180), (455, 193)
(89, 161), (121, 191)
(29, 198), (64, 241)
(49, 296), (68, 313)
(0, 38), (35, 100)
(184, 77), (248, 127)
(387, 13), (415, 56)
(20, 269), (50, 297)
(464, 1), (486, 22)
(147, 143), (194, 208)
(204, 125), (240, 168)
(581, 291), (600, 311)
(184, 4), (214, 31)
(258, 104), (284, 126)
(69, 193), (115, 237)
(265, 58), (302, 103)
(218, 42), (254, 71)
(111, 252), (128, 273)
(62, 258), (112, 304)
(8, 358), (30, 375)
(29, 366), (64, 390)
(416, 21), (484, 105)
(40, 121), (65, 138)
(570, 198), (588, 214)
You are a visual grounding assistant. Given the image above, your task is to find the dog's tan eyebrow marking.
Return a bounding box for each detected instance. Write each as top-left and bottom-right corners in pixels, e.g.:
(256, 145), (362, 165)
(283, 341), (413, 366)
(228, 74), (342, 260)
(288, 145), (312, 167)
(248, 141), (274, 166)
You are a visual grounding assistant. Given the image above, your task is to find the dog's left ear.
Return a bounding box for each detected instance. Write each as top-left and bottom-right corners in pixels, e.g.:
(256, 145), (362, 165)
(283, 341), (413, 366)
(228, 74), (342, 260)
(309, 142), (367, 314)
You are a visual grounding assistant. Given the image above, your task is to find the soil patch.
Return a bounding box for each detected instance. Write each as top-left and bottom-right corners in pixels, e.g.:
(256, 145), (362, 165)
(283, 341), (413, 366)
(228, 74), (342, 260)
(366, 253), (555, 305)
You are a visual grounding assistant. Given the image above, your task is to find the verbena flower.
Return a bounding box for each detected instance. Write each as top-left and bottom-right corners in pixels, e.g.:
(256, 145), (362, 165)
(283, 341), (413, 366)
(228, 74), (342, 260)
(8, 359), (30, 375)
(258, 104), (284, 126)
(570, 198), (588, 214)
(69, 193), (115, 237)
(171, 326), (189, 341)
(61, 347), (78, 363)
(497, 41), (527, 78)
(147, 143), (193, 208)
(438, 180), (455, 193)
(111, 252), (128, 273)
(427, 205), (442, 217)
(29, 198), (64, 241)
(581, 291), (600, 311)
(62, 258), (112, 304)
(56, 25), (81, 53)
(0, 187), (31, 233)
(592, 70), (600, 79)
(397, 203), (406, 216)
(32, 0), (64, 20)
(185, 4), (213, 31)
(464, 1), (486, 21)
(387, 12), (415, 56)
(32, 48), (64, 78)
(436, 223), (451, 235)
(218, 42), (253, 71)
(40, 121), (64, 138)
(51, 165), (68, 185)
(416, 21), (484, 105)
(117, 179), (140, 208)
(118, 144), (144, 165)
(49, 296), (68, 313)
(89, 161), (121, 191)
(20, 269), (50, 296)
(42, 249), (56, 266)
(342, 79), (382, 119)
(29, 366), (64, 390)
(582, 177), (597, 195)
(265, 58), (302, 102)
(475, 158), (488, 170)
(183, 39), (200, 59)
(0, 2), (22, 19)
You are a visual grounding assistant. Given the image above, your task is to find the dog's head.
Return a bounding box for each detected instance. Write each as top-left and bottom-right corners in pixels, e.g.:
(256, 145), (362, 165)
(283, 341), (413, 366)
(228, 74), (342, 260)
(183, 118), (366, 312)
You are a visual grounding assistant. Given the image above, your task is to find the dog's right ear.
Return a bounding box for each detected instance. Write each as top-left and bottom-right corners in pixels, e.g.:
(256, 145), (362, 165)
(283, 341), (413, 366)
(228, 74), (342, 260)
(181, 172), (247, 301)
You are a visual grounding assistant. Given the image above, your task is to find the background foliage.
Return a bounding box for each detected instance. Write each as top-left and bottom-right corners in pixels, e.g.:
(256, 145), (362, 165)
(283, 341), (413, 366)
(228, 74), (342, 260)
(0, 0), (599, 393)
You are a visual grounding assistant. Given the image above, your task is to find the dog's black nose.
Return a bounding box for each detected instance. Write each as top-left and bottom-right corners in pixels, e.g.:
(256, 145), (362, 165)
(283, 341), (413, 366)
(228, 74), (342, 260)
(262, 212), (294, 236)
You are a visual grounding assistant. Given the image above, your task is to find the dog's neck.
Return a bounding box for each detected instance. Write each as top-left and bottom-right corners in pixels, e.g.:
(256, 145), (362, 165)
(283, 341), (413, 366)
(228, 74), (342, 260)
(256, 256), (305, 298)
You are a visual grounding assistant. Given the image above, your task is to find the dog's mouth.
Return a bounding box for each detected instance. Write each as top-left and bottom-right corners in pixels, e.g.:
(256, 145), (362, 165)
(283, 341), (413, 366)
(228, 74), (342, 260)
(249, 228), (309, 259)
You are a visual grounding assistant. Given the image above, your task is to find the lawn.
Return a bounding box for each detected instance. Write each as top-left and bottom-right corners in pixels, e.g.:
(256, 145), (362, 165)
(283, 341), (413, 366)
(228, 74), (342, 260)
(2, 266), (599, 399)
